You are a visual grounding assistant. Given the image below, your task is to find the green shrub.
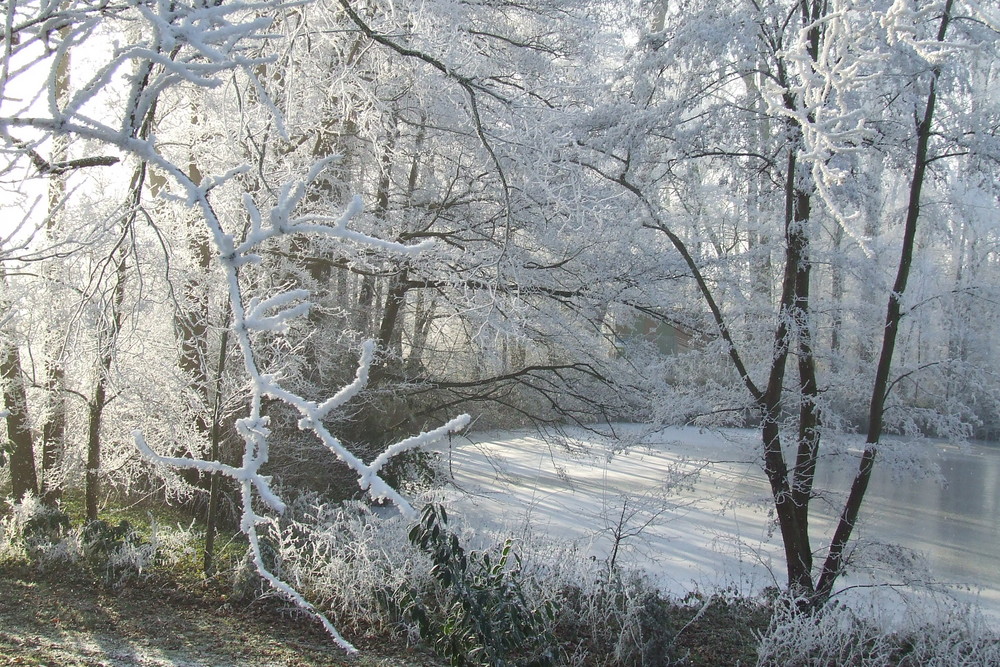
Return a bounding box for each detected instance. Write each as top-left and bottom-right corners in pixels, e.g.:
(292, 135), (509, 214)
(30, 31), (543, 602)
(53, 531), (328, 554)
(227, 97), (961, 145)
(404, 504), (557, 667)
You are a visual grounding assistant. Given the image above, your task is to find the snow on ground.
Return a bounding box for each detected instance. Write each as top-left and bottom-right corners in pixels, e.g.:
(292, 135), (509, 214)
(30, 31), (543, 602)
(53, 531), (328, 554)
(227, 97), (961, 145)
(438, 425), (1000, 625)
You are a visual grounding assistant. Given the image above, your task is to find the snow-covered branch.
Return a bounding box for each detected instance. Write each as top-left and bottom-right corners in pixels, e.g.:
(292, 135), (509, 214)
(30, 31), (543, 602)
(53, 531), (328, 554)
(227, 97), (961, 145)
(1, 0), (469, 653)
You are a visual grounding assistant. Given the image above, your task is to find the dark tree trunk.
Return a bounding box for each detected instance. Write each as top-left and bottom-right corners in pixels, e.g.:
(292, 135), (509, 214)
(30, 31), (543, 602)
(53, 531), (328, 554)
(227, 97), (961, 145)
(2, 340), (38, 502)
(759, 146), (816, 596)
(815, 0), (954, 603)
(790, 185), (821, 580)
(203, 324), (231, 577)
(370, 269), (409, 386)
(85, 385), (105, 521)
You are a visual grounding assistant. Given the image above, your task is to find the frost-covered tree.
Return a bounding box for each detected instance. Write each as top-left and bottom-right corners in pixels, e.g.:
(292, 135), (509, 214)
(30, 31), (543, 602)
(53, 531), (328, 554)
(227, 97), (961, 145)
(578, 0), (1000, 602)
(3, 0), (998, 644)
(1, 0), (470, 650)
(192, 0), (641, 466)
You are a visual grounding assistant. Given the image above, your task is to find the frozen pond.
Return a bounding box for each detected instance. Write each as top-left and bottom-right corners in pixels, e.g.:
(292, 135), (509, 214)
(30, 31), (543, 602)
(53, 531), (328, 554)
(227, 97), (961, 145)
(443, 426), (1000, 621)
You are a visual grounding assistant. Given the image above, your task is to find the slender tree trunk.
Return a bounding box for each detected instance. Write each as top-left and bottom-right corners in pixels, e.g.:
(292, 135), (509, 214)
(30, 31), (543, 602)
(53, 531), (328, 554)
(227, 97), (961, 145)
(356, 274), (375, 335)
(790, 185), (821, 581)
(760, 1), (827, 598)
(759, 147), (816, 596)
(39, 21), (72, 504)
(85, 242), (129, 521)
(40, 359), (65, 504)
(370, 268), (409, 386)
(368, 124), (403, 380)
(84, 385), (105, 520)
(187, 114), (236, 575)
(405, 290), (437, 376)
(829, 223), (844, 359)
(815, 0), (954, 603)
(203, 322), (231, 577)
(175, 110), (214, 456)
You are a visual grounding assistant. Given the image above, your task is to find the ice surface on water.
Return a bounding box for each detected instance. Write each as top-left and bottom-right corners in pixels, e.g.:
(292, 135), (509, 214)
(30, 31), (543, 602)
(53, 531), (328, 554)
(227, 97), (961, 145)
(444, 425), (1000, 624)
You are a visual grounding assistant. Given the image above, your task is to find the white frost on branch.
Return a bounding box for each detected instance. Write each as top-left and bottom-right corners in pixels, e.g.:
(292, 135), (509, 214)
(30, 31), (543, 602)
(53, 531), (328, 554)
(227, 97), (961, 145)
(965, 0), (1000, 32)
(764, 0), (884, 258)
(134, 171), (470, 651)
(1, 0), (470, 654)
(244, 289), (312, 333)
(882, 0), (970, 63)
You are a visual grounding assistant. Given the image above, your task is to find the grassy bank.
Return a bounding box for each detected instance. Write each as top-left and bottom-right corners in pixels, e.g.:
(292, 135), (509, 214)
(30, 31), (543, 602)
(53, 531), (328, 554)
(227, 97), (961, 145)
(1, 495), (996, 666)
